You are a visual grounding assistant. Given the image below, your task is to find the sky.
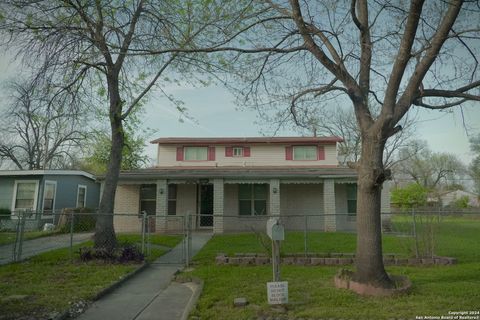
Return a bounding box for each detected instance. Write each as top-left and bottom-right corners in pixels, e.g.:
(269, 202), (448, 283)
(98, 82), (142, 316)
(140, 84), (480, 165)
(1, 51), (479, 167)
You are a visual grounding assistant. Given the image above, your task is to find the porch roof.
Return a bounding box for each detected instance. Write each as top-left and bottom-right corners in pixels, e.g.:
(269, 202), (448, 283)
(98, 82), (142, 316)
(104, 166), (357, 182)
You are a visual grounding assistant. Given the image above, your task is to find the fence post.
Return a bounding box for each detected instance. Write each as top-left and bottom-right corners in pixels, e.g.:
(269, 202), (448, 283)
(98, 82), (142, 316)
(147, 215), (151, 257)
(304, 214), (308, 257)
(141, 211), (147, 255)
(13, 211), (26, 262)
(12, 212), (20, 262)
(185, 212), (191, 268)
(18, 212), (26, 261)
(69, 211), (74, 259)
(412, 207), (419, 258)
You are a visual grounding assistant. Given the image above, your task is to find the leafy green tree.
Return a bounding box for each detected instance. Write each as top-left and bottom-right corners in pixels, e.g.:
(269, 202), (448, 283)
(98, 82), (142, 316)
(81, 130), (148, 175)
(451, 195), (470, 209)
(391, 183), (429, 209)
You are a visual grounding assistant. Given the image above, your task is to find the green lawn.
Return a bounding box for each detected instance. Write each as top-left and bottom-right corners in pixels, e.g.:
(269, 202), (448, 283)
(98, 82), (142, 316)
(187, 217), (480, 319)
(0, 233), (183, 320)
(0, 230), (61, 246)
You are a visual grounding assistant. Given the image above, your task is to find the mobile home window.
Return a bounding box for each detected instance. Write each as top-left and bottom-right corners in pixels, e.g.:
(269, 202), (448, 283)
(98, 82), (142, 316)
(13, 181), (38, 211)
(238, 184), (267, 216)
(77, 185), (87, 208)
(43, 181), (57, 214)
(293, 146), (317, 160)
(184, 147), (208, 161)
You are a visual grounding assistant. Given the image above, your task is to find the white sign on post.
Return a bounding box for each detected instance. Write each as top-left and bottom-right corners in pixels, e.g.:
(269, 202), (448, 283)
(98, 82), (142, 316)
(267, 281), (288, 304)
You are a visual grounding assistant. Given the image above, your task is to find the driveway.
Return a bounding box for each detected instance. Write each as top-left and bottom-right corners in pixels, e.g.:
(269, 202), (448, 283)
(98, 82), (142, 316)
(0, 233), (93, 265)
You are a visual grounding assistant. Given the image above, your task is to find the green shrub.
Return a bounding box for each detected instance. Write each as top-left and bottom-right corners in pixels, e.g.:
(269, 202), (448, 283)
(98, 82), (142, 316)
(451, 195), (470, 209)
(391, 183), (429, 209)
(0, 208), (11, 219)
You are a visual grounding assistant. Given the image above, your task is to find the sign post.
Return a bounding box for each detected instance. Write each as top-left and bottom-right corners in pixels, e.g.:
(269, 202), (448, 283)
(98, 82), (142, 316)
(266, 218), (288, 304)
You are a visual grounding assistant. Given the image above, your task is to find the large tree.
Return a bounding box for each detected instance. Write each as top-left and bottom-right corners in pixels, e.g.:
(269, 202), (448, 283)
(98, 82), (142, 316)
(395, 140), (466, 189)
(0, 0), (255, 250)
(0, 79), (86, 169)
(188, 0), (478, 288)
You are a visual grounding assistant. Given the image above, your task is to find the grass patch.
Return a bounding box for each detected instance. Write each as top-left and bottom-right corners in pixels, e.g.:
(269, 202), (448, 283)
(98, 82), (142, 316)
(0, 230), (61, 246)
(187, 217), (480, 319)
(0, 233), (183, 319)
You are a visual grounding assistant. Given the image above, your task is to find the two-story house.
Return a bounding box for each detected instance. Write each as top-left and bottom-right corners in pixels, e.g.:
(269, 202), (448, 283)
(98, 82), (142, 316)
(109, 137), (391, 233)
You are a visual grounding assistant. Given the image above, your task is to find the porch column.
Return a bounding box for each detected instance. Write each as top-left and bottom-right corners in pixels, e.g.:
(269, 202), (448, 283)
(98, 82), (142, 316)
(323, 179), (336, 231)
(213, 178), (224, 234)
(269, 179), (280, 216)
(156, 179), (168, 232)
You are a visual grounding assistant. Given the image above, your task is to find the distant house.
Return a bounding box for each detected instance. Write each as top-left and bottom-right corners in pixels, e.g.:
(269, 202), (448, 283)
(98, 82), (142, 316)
(437, 189), (479, 208)
(0, 170), (100, 216)
(104, 137), (391, 233)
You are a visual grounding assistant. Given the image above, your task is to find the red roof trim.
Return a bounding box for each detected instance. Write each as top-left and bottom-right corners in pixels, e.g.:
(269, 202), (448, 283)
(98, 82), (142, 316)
(150, 136), (343, 145)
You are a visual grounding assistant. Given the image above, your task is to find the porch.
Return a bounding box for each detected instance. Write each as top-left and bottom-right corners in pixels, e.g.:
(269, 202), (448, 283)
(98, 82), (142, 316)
(111, 176), (387, 234)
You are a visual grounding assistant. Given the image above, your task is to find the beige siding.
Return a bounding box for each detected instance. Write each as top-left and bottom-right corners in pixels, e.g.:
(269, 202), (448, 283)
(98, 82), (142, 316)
(157, 144), (338, 167)
(176, 184), (197, 216)
(113, 184), (142, 233)
(280, 184), (325, 231)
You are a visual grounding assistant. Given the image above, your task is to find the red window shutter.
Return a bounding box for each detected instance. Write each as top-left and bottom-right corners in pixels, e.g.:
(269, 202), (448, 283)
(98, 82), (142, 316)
(176, 147), (184, 161)
(285, 146), (293, 160)
(225, 146), (233, 157)
(208, 146), (216, 161)
(317, 146), (325, 160)
(244, 147), (251, 157)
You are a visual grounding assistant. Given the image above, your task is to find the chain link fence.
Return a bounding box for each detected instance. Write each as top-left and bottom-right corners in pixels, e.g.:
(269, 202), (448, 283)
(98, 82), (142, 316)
(1, 208), (479, 265)
(0, 210), (188, 265)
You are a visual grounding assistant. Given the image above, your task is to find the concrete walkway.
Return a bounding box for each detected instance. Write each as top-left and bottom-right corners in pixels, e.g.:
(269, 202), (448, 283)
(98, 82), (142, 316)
(0, 233), (93, 265)
(77, 232), (212, 320)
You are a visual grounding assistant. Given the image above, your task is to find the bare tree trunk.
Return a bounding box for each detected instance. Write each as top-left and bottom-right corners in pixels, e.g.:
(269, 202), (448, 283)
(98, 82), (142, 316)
(94, 73), (123, 250)
(353, 134), (393, 288)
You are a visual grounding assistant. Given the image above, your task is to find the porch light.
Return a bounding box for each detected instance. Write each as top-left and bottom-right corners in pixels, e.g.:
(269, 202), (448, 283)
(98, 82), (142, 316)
(272, 187), (278, 194)
(159, 188), (164, 194)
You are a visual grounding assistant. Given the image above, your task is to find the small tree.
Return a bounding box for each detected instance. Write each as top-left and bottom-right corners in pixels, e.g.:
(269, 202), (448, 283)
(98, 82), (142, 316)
(451, 195), (470, 209)
(391, 183), (429, 209)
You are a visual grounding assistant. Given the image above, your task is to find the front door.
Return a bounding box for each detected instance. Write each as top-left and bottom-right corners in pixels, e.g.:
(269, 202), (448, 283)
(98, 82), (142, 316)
(199, 184), (213, 227)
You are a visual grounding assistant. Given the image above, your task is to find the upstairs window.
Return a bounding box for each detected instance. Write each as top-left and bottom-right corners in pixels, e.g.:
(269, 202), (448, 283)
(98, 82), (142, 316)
(177, 146), (215, 161)
(225, 146), (250, 157)
(293, 146), (317, 160)
(286, 145), (325, 160)
(238, 184), (267, 216)
(184, 147), (208, 160)
(233, 147), (243, 157)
